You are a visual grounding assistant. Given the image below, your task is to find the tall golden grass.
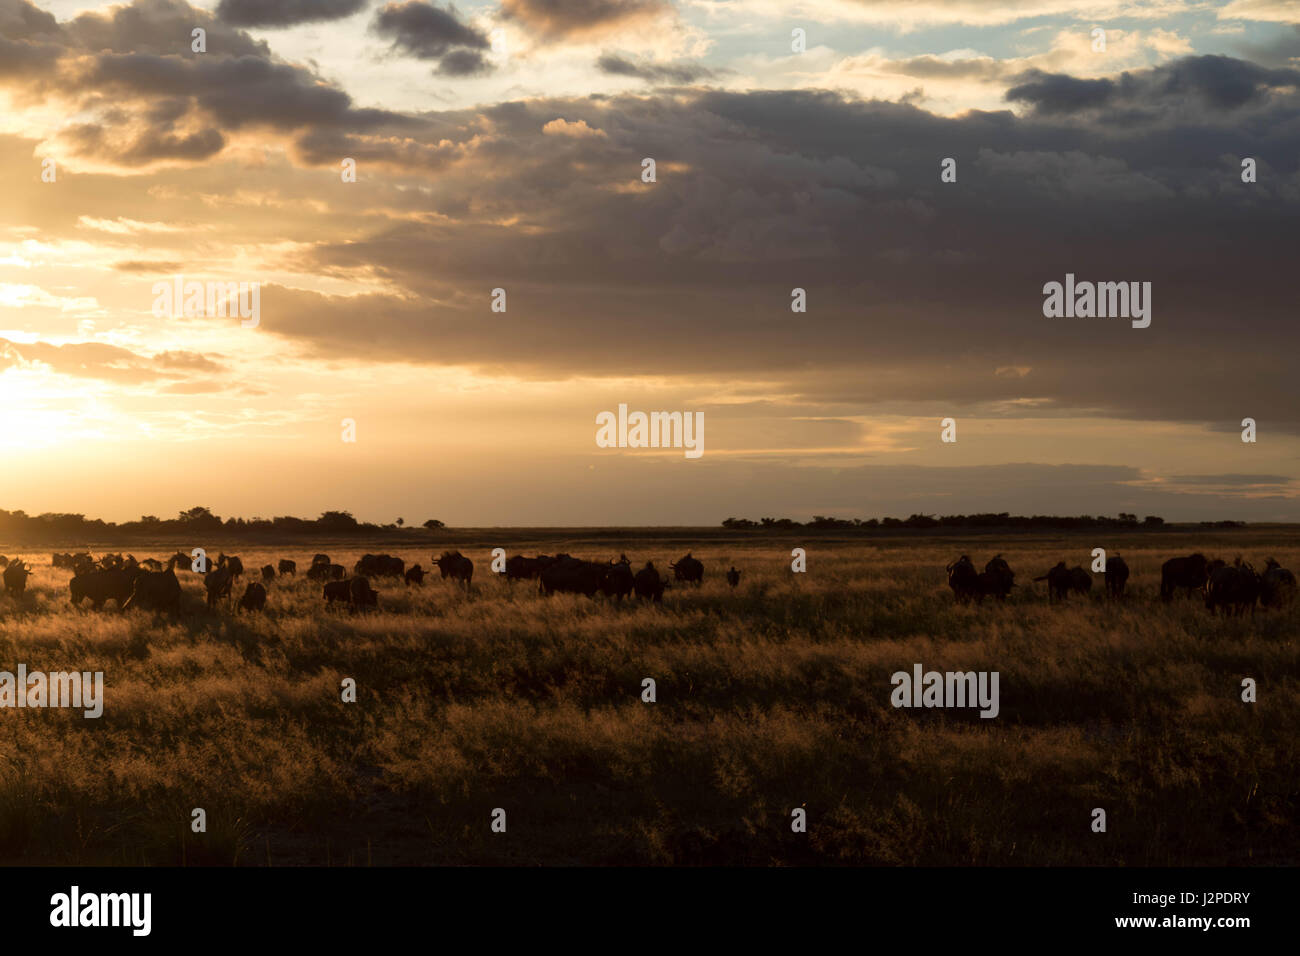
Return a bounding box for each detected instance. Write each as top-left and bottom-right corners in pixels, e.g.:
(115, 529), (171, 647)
(0, 531), (1295, 865)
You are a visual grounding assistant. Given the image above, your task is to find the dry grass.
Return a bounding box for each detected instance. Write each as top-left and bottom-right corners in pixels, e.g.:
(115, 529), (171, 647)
(0, 531), (1295, 865)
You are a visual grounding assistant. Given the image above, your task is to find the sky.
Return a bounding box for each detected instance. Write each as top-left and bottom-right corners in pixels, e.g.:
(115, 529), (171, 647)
(1, 0), (1298, 526)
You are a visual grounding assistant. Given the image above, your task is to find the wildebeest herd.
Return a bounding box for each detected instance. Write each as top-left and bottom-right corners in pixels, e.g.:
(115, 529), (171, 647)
(0, 548), (740, 614)
(0, 546), (1292, 617)
(947, 552), (1296, 614)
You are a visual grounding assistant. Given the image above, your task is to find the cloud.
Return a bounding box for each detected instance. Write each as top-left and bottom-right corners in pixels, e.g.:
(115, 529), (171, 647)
(596, 52), (716, 83)
(216, 0), (369, 27)
(500, 0), (671, 41)
(0, 338), (226, 385)
(370, 1), (493, 76)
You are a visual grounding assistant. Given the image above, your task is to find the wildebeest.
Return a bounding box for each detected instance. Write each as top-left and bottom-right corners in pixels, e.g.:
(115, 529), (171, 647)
(634, 562), (666, 602)
(52, 552), (73, 568)
(328, 563), (346, 580)
(1260, 558), (1297, 608)
(123, 558), (182, 613)
(980, 555), (1015, 601)
(306, 562), (334, 581)
(324, 577), (378, 608)
(278, 559), (297, 576)
(204, 563), (236, 608)
(261, 564), (276, 582)
(355, 554), (405, 578)
(1206, 559), (1260, 616)
(350, 576), (378, 608)
(435, 551), (473, 588)
(311, 554), (331, 568)
(726, 567), (741, 588)
(1161, 553), (1210, 601)
(169, 551), (192, 571)
(946, 555), (979, 603)
(1033, 562), (1091, 603)
(238, 582), (267, 612)
(405, 565), (425, 586)
(1105, 554), (1130, 598)
(140, 558), (163, 571)
(599, 558), (635, 600)
(0, 555), (8, 567)
(217, 554), (244, 578)
(70, 568), (135, 609)
(540, 556), (603, 597)
(503, 554), (554, 583)
(323, 580), (351, 604)
(669, 553), (703, 586)
(3, 560), (31, 598)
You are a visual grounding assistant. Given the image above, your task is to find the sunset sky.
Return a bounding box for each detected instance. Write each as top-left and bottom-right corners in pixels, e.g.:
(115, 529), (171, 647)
(1, 0), (1298, 525)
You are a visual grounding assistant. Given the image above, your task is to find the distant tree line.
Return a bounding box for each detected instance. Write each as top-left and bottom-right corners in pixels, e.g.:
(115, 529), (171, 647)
(0, 506), (446, 542)
(721, 512), (1245, 530)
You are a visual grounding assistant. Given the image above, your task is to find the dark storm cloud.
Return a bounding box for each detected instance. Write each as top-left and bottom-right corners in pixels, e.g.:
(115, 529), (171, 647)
(370, 1), (492, 75)
(247, 61), (1300, 433)
(0, 0), (412, 165)
(596, 52), (715, 84)
(1006, 56), (1300, 114)
(436, 48), (492, 76)
(216, 0), (369, 28)
(500, 0), (670, 40)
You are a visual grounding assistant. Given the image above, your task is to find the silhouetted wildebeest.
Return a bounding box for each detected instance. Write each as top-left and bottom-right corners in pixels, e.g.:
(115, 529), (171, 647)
(504, 554), (554, 583)
(726, 567), (741, 588)
(946, 555), (979, 603)
(1206, 559), (1260, 616)
(140, 558), (163, 571)
(325, 577), (378, 609)
(261, 564), (276, 582)
(52, 552), (73, 568)
(1105, 554), (1130, 598)
(355, 554), (404, 578)
(1161, 553), (1210, 601)
(350, 576), (378, 608)
(306, 562), (334, 581)
(323, 580), (351, 604)
(669, 553), (704, 586)
(238, 582), (267, 612)
(405, 565), (425, 586)
(1260, 559), (1297, 608)
(278, 559), (296, 576)
(70, 568), (134, 609)
(123, 558), (182, 613)
(311, 554), (331, 568)
(72, 553), (96, 575)
(541, 556), (603, 597)
(217, 554), (244, 578)
(169, 551), (191, 571)
(435, 551), (473, 588)
(1034, 563), (1091, 603)
(634, 562), (666, 602)
(328, 563), (346, 580)
(979, 554), (1016, 601)
(599, 557), (635, 600)
(204, 563), (235, 608)
(3, 560), (31, 598)
(0, 555), (8, 567)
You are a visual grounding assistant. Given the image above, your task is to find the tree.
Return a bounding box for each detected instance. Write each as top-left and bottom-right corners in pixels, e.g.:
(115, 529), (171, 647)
(396, 517), (404, 527)
(317, 510), (358, 531)
(423, 519), (445, 529)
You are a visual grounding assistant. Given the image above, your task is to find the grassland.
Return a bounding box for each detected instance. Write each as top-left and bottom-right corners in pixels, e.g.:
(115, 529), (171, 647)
(0, 529), (1295, 866)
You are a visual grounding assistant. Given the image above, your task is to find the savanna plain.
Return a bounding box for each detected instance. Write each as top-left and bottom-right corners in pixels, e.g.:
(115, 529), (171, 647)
(0, 529), (1295, 866)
